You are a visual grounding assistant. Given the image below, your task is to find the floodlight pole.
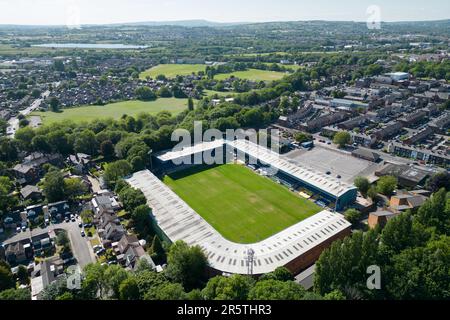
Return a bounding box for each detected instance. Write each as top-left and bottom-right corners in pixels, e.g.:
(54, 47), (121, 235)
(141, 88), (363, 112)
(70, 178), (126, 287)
(247, 248), (255, 276)
(148, 149), (153, 172)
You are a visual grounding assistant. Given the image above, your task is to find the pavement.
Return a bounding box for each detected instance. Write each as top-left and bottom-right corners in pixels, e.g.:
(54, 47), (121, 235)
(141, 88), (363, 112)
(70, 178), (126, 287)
(2, 218), (96, 268)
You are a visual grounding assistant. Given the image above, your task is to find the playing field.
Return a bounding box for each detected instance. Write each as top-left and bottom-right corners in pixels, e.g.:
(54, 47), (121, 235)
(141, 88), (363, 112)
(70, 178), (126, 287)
(214, 68), (287, 82)
(32, 98), (189, 125)
(139, 64), (206, 79)
(163, 164), (321, 244)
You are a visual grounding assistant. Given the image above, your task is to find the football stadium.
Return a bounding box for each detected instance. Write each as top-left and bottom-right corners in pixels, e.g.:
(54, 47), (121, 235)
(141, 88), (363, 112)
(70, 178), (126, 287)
(126, 139), (355, 276)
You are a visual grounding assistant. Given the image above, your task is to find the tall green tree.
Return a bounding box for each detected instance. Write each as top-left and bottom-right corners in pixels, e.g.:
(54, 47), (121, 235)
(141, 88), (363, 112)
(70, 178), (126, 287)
(165, 241), (208, 291)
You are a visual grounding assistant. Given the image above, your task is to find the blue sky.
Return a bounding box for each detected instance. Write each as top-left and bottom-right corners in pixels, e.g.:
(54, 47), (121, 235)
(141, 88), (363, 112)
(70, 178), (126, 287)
(0, 0), (449, 25)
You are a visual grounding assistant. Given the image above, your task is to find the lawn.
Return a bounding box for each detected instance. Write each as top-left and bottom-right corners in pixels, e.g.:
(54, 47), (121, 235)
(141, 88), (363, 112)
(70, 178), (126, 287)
(32, 98), (189, 125)
(163, 164), (321, 244)
(214, 68), (287, 82)
(140, 64), (206, 79)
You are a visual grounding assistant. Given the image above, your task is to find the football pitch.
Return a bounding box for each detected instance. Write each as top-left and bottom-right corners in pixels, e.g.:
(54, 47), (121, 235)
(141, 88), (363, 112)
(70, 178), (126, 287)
(163, 164), (321, 244)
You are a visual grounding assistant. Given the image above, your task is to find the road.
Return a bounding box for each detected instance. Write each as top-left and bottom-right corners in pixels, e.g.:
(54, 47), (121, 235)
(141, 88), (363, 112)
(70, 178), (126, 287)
(2, 218), (96, 268)
(6, 90), (50, 138)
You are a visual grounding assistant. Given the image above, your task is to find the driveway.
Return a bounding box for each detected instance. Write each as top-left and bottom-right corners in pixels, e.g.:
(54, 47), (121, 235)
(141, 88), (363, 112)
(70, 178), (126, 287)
(2, 218), (96, 268)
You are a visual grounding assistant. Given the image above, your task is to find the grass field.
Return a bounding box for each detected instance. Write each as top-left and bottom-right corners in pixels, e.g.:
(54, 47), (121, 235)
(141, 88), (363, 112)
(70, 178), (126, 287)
(214, 68), (287, 82)
(32, 98), (189, 125)
(140, 64), (206, 79)
(163, 164), (321, 244)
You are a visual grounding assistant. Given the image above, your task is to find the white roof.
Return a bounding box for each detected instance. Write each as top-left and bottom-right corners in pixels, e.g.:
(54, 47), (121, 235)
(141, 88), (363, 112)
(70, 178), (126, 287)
(155, 139), (225, 162)
(126, 170), (351, 275)
(228, 139), (356, 198)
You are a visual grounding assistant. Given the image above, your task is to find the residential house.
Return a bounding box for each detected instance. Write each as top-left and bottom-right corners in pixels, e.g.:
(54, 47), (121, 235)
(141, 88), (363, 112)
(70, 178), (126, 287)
(5, 242), (32, 265)
(20, 185), (42, 201)
(45, 201), (70, 222)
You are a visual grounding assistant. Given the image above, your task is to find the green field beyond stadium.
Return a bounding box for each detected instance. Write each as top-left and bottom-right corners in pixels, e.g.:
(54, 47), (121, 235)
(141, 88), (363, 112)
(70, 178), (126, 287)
(163, 164), (321, 244)
(139, 64), (206, 79)
(32, 98), (189, 124)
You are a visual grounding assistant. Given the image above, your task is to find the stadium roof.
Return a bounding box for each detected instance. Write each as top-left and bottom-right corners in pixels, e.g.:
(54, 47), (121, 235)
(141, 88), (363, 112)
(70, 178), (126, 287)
(155, 139), (225, 162)
(126, 169), (351, 275)
(228, 139), (356, 198)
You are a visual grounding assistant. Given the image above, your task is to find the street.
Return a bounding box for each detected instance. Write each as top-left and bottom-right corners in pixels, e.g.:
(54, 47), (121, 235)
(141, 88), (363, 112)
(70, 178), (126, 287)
(2, 218), (96, 268)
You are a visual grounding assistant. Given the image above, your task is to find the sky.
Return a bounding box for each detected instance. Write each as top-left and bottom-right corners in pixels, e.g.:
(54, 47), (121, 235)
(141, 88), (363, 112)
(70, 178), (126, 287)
(0, 0), (449, 25)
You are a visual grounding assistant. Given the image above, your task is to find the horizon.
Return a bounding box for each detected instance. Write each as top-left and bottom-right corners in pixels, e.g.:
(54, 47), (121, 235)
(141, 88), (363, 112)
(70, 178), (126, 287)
(0, 0), (449, 26)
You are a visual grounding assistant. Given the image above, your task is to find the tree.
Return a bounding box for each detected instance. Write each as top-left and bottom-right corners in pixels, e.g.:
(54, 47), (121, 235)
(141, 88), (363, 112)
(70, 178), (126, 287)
(324, 289), (346, 300)
(259, 267), (293, 282)
(39, 275), (69, 300)
(31, 135), (52, 153)
(150, 236), (166, 264)
(17, 265), (29, 285)
(0, 265), (15, 291)
(0, 288), (31, 300)
(187, 97), (195, 111)
(354, 176), (370, 196)
(49, 97), (60, 112)
(165, 241), (208, 291)
(376, 176), (397, 196)
(314, 230), (380, 298)
(415, 188), (449, 235)
(100, 140), (115, 160)
(42, 170), (66, 203)
(153, 283), (186, 300)
(202, 275), (254, 300)
(119, 277), (140, 300)
(56, 292), (74, 300)
(384, 236), (450, 299)
(135, 86), (156, 101)
(379, 212), (428, 257)
(74, 129), (98, 156)
(14, 127), (35, 151)
(119, 188), (147, 213)
(248, 280), (306, 300)
(81, 263), (108, 299)
(425, 171), (450, 192)
(367, 186), (378, 202)
(0, 176), (17, 216)
(64, 177), (88, 200)
(344, 209), (363, 225)
(103, 160), (132, 188)
(294, 132), (312, 144)
(104, 264), (129, 299)
(333, 131), (351, 148)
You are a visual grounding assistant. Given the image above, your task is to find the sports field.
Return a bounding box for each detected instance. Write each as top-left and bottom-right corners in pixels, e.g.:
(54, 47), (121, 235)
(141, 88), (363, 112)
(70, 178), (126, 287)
(139, 64), (206, 79)
(32, 98), (189, 125)
(214, 68), (287, 82)
(163, 164), (321, 244)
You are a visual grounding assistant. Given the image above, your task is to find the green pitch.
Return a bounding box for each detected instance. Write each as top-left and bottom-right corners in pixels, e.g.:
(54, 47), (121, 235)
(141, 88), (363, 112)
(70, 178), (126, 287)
(32, 98), (189, 125)
(163, 164), (321, 244)
(213, 68), (287, 82)
(139, 64), (206, 79)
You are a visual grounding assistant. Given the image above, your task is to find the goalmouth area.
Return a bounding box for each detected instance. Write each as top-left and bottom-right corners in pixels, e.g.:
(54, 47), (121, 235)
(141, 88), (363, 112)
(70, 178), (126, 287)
(163, 164), (321, 244)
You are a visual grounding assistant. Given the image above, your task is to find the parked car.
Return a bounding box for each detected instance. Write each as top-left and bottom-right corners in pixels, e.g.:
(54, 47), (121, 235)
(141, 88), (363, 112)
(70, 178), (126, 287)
(21, 226), (27, 232)
(65, 216), (70, 223)
(78, 222), (83, 228)
(80, 230), (85, 237)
